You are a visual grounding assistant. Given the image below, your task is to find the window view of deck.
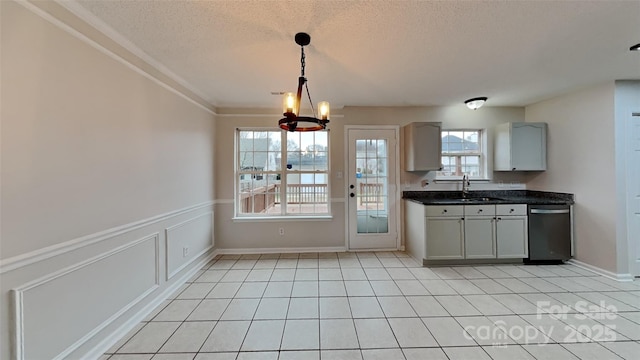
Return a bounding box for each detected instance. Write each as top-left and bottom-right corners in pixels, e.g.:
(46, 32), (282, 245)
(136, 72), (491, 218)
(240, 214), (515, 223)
(237, 130), (330, 216)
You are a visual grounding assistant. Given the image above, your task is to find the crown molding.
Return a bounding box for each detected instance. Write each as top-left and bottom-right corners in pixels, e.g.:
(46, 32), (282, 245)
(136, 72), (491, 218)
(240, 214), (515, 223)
(18, 0), (216, 114)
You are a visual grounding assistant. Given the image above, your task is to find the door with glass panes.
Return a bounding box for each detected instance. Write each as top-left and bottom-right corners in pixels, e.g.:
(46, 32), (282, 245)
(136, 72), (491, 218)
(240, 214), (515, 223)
(346, 128), (399, 249)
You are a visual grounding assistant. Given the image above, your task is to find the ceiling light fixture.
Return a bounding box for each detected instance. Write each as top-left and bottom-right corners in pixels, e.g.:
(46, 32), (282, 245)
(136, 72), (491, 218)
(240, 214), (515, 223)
(279, 32), (330, 132)
(465, 97), (488, 110)
(630, 43), (640, 51)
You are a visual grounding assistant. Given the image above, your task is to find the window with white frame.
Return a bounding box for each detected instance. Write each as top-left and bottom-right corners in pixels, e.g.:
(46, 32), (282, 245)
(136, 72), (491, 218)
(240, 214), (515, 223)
(236, 129), (329, 217)
(436, 129), (485, 179)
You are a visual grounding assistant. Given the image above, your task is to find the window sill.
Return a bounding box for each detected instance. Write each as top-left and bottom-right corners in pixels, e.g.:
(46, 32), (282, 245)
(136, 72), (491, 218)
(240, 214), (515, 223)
(232, 215), (333, 222)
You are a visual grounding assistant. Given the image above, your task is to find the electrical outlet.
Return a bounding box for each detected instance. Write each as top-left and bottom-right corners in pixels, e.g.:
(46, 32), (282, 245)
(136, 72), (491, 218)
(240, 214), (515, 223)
(279, 228), (285, 236)
(183, 247), (189, 257)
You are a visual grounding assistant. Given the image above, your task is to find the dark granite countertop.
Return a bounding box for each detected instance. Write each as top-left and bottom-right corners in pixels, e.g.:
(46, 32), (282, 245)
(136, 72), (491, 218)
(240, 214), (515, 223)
(403, 190), (574, 205)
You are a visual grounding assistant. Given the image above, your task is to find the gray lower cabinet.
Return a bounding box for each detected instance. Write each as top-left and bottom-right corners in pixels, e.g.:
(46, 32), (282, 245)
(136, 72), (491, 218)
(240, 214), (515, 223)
(424, 205), (464, 260)
(426, 217), (465, 259)
(403, 201), (528, 262)
(404, 200), (427, 261)
(495, 205), (528, 258)
(464, 205), (496, 259)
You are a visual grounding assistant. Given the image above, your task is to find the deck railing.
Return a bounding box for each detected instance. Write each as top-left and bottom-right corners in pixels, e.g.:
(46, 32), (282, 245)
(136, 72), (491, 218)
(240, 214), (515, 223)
(240, 182), (383, 213)
(275, 184), (328, 204)
(239, 184), (277, 213)
(359, 183), (384, 204)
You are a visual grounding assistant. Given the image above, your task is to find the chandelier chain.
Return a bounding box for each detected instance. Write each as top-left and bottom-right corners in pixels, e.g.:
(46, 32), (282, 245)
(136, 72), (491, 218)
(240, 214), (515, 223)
(305, 82), (316, 118)
(300, 45), (316, 117)
(300, 46), (306, 77)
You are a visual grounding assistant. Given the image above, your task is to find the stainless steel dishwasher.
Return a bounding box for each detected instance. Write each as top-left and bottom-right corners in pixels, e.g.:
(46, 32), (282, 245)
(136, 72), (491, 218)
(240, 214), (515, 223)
(525, 204), (572, 264)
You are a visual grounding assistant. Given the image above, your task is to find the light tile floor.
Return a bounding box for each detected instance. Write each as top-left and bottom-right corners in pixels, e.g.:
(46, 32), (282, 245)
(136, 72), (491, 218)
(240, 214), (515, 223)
(103, 252), (640, 360)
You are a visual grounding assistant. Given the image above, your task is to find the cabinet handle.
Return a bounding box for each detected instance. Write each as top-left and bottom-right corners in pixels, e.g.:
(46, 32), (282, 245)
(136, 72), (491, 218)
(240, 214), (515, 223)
(512, 168), (516, 171)
(442, 209), (448, 214)
(510, 209), (514, 213)
(477, 209), (483, 213)
(497, 217), (502, 221)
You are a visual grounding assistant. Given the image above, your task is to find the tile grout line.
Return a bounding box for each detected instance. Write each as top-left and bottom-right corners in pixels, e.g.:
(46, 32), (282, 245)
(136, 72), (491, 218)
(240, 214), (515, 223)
(106, 252), (640, 359)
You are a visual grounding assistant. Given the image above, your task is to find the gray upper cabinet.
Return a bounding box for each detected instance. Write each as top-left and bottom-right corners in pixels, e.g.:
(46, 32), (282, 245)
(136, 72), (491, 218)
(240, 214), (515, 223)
(494, 122), (547, 171)
(403, 122), (442, 171)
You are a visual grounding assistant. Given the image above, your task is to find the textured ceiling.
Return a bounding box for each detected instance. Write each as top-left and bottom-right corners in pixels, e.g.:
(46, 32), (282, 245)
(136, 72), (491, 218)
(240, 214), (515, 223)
(69, 0), (640, 109)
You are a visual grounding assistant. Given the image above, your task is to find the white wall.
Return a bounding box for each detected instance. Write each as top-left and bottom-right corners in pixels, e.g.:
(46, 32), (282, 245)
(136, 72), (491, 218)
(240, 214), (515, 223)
(214, 106), (527, 251)
(525, 82), (617, 273)
(0, 2), (215, 359)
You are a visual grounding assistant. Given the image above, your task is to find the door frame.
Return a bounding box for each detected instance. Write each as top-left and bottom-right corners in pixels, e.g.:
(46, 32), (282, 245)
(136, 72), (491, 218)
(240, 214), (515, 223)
(344, 125), (401, 251)
(627, 112), (640, 277)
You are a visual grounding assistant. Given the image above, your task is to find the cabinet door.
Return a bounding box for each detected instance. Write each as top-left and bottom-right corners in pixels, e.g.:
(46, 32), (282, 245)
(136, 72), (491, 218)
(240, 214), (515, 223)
(496, 216), (528, 258)
(464, 217), (496, 259)
(511, 123), (547, 170)
(425, 217), (464, 259)
(404, 122), (442, 171)
(494, 122), (511, 171)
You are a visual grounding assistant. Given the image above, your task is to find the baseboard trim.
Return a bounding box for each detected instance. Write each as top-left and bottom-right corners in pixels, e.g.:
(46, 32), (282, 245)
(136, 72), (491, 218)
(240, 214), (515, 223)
(567, 259), (634, 282)
(166, 245), (212, 281)
(0, 201), (214, 274)
(164, 211), (214, 281)
(215, 247), (347, 255)
(82, 248), (218, 360)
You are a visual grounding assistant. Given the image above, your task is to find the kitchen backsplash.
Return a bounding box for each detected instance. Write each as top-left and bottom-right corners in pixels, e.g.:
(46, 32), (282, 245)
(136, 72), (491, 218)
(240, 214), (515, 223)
(401, 170), (529, 191)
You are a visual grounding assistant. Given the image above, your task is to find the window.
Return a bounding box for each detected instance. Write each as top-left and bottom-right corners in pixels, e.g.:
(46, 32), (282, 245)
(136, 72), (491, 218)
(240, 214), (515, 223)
(236, 129), (329, 217)
(437, 129), (485, 179)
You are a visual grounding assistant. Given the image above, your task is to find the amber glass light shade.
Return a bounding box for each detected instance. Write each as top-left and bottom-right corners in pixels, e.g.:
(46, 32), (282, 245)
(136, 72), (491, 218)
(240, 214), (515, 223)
(283, 92), (298, 115)
(318, 101), (330, 120)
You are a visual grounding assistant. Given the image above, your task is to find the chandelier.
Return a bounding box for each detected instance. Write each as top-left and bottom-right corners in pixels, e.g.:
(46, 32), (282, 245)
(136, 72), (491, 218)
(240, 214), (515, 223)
(279, 32), (330, 132)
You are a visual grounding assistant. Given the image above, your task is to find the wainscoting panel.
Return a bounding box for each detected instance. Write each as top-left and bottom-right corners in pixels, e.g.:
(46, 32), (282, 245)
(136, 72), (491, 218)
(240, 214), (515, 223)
(1, 203), (214, 360)
(13, 234), (160, 360)
(165, 212), (214, 280)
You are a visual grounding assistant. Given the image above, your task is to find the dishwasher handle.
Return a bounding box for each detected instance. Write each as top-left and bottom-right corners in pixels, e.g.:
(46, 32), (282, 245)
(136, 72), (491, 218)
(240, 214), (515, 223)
(530, 209), (570, 214)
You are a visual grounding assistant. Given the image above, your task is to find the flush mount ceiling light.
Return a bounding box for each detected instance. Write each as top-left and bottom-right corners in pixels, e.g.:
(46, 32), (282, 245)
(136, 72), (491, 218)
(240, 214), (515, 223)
(465, 97), (488, 110)
(630, 43), (640, 51)
(279, 32), (330, 132)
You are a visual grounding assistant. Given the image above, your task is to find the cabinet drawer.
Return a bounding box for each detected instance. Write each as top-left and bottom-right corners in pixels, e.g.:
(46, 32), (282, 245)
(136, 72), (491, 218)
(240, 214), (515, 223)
(425, 205), (463, 217)
(464, 205), (496, 216)
(497, 204), (527, 216)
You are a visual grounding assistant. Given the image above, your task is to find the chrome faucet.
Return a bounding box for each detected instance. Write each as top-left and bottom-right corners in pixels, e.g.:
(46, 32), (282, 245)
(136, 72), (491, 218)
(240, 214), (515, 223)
(462, 174), (470, 197)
